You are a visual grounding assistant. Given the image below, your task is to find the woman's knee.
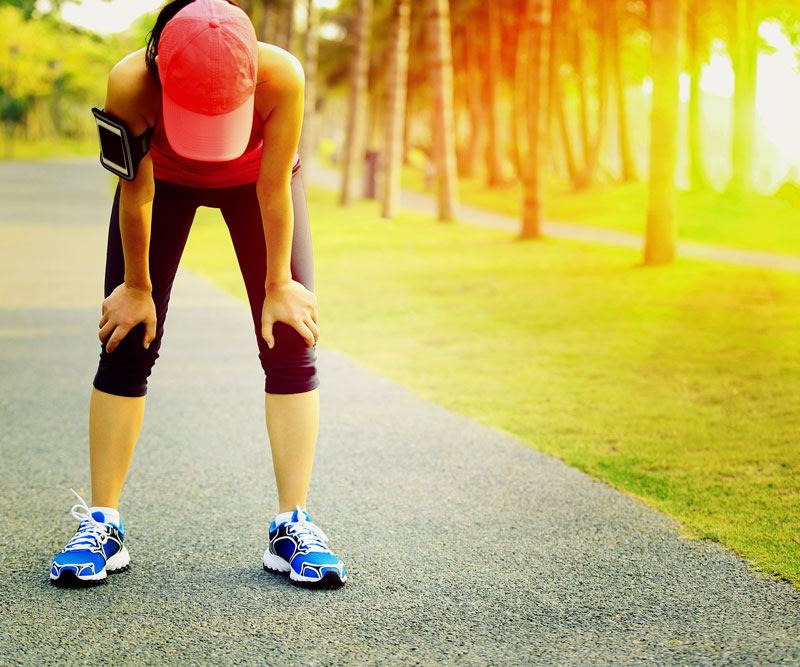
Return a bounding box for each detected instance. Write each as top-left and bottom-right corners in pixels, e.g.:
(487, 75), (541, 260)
(259, 322), (319, 394)
(93, 323), (162, 397)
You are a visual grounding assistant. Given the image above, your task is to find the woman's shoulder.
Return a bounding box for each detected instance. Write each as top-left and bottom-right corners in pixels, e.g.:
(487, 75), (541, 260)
(106, 48), (160, 133)
(256, 43), (304, 83)
(255, 43), (304, 120)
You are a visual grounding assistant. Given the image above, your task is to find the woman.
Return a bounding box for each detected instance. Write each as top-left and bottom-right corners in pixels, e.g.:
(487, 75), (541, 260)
(49, 0), (346, 589)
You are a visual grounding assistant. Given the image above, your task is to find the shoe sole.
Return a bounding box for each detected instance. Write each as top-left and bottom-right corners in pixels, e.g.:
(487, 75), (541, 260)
(263, 551), (346, 589)
(50, 546), (130, 588)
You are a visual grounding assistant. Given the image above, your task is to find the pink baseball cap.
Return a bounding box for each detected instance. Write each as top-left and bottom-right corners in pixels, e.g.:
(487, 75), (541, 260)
(158, 0), (258, 161)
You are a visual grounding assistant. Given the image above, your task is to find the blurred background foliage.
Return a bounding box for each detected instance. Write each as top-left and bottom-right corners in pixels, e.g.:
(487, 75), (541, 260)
(2, 0), (799, 194)
(0, 1), (146, 156)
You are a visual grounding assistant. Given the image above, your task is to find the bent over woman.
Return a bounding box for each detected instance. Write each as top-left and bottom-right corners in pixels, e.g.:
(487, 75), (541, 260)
(49, 0), (346, 589)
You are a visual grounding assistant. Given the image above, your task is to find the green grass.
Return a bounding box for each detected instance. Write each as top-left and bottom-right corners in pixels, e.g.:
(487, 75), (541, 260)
(401, 165), (800, 256)
(183, 186), (800, 587)
(0, 136), (96, 162)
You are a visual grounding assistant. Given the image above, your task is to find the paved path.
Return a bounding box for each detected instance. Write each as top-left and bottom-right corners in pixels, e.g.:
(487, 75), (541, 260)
(304, 161), (800, 274)
(0, 160), (798, 665)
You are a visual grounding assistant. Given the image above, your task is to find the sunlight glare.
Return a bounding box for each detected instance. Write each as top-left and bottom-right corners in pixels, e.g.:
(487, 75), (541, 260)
(697, 21), (800, 181)
(679, 73), (690, 102)
(754, 21), (800, 177)
(699, 53), (735, 98)
(59, 0), (165, 34)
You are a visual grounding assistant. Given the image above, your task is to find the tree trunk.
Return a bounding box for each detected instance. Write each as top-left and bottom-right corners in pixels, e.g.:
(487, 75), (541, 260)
(575, 0), (609, 188)
(246, 0), (265, 39)
(512, 0), (530, 178)
(544, 0), (560, 177)
(609, 0), (636, 181)
(687, 0), (710, 190)
(2, 122), (15, 160)
(551, 0), (579, 184)
(644, 0), (683, 266)
(299, 0), (318, 162)
(571, 0), (590, 171)
(284, 0), (295, 52)
(274, 0), (289, 50)
(463, 14), (486, 179)
(367, 86), (380, 150)
(263, 1), (277, 43)
(520, 0), (551, 239)
(382, 0), (411, 219)
(340, 0), (372, 206)
(402, 88), (412, 164)
(426, 0), (459, 221)
(485, 0), (504, 185)
(729, 0), (757, 194)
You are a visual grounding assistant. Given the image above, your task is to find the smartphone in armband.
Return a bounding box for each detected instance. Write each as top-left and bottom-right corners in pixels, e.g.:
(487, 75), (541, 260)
(91, 107), (153, 181)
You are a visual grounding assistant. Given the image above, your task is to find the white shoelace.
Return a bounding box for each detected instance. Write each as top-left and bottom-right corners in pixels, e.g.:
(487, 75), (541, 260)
(287, 510), (330, 553)
(62, 489), (108, 552)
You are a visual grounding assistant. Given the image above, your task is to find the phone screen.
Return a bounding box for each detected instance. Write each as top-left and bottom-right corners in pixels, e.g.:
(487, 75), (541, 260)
(98, 124), (128, 173)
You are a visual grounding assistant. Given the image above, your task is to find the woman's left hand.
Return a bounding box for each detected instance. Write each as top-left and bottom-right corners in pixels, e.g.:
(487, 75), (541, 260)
(261, 280), (319, 349)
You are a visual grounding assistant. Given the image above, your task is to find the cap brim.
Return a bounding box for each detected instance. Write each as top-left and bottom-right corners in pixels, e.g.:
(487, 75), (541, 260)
(162, 91), (255, 162)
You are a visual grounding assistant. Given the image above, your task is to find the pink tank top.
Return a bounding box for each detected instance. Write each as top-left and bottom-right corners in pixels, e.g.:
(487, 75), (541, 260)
(150, 107), (299, 188)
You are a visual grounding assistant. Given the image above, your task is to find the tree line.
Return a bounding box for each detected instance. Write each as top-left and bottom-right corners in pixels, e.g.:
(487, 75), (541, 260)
(0, 1), (144, 156)
(3, 0), (799, 265)
(259, 0), (799, 266)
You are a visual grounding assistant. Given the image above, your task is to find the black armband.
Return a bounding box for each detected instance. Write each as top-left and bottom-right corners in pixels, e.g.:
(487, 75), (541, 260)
(92, 107), (153, 181)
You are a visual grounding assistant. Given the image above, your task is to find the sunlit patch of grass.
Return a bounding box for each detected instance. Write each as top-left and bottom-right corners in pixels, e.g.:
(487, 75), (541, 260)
(1, 136), (96, 161)
(401, 165), (800, 256)
(183, 185), (800, 586)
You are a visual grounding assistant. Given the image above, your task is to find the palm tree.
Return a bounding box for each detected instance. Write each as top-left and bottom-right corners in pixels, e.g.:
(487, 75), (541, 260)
(729, 0), (758, 194)
(426, 0), (459, 221)
(644, 0), (683, 265)
(610, 0), (636, 181)
(687, 0), (711, 189)
(575, 0), (609, 189)
(299, 0), (318, 162)
(570, 0), (591, 175)
(340, 0), (373, 206)
(486, 0), (504, 186)
(382, 0), (411, 219)
(513, 0), (530, 178)
(250, 0), (276, 43)
(463, 9), (486, 179)
(549, 0), (579, 184)
(520, 0), (551, 239)
(283, 0), (295, 52)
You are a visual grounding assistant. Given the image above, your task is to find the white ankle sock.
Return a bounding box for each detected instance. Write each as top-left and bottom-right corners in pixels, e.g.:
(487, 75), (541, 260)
(274, 510), (294, 526)
(89, 506), (120, 526)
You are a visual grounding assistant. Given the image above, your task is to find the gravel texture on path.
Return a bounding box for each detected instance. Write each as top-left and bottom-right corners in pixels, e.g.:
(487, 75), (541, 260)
(0, 160), (798, 666)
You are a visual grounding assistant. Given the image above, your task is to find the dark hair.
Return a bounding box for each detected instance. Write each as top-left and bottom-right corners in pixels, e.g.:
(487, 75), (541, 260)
(145, 0), (242, 87)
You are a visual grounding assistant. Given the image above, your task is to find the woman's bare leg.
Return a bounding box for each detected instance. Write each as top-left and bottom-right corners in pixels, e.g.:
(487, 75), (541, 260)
(89, 388), (144, 509)
(89, 387), (318, 513)
(264, 389), (320, 513)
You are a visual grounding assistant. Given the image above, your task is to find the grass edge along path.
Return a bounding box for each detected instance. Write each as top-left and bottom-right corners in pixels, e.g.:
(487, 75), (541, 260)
(7, 143), (799, 255)
(182, 185), (800, 589)
(398, 165), (800, 257)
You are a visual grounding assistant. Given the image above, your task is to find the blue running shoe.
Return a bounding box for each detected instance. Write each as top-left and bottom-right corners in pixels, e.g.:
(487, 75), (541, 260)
(262, 507), (346, 588)
(50, 490), (130, 587)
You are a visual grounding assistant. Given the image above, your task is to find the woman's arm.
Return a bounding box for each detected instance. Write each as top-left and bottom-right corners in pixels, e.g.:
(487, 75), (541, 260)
(256, 48), (319, 349)
(97, 54), (158, 354)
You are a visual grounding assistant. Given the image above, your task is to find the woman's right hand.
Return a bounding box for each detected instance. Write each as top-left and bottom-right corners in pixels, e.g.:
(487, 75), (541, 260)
(99, 283), (157, 353)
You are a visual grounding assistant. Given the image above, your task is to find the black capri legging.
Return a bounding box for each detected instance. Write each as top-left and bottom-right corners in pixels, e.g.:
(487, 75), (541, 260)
(93, 162), (318, 397)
